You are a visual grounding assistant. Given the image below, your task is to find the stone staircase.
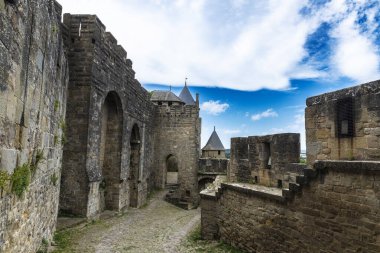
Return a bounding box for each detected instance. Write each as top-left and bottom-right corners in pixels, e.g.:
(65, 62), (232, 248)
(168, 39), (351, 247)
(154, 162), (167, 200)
(165, 184), (193, 210)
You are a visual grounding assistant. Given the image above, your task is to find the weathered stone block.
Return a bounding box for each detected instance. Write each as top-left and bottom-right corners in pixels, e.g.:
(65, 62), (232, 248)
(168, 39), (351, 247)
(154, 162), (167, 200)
(0, 148), (17, 173)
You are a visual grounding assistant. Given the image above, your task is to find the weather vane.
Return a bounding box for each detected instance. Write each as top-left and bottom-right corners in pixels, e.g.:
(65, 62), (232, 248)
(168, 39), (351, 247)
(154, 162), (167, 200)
(185, 77), (188, 86)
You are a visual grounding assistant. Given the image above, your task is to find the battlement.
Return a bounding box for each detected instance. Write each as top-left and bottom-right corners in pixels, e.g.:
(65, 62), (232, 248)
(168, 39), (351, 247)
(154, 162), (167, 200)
(63, 14), (132, 66)
(155, 103), (200, 118)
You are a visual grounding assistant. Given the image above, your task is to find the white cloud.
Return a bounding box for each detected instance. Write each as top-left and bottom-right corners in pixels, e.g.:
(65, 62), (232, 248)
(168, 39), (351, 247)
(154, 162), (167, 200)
(251, 109), (278, 121)
(261, 113), (306, 150)
(223, 129), (241, 135)
(58, 0), (380, 91)
(200, 100), (229, 115)
(331, 13), (380, 83)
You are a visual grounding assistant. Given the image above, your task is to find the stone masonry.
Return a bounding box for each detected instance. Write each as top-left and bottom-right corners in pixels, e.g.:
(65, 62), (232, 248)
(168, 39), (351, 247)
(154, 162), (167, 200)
(0, 0), (202, 252)
(306, 80), (380, 165)
(0, 1), (68, 252)
(59, 14), (156, 217)
(228, 133), (301, 188)
(153, 95), (201, 207)
(201, 81), (380, 253)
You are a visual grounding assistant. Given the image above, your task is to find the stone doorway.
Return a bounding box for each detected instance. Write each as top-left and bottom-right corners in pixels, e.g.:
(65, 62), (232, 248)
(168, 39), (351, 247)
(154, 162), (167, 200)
(166, 155), (179, 185)
(99, 92), (123, 211)
(129, 124), (141, 208)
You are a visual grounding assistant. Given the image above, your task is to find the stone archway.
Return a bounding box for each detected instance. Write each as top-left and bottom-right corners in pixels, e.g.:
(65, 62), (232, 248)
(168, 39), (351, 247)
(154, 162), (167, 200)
(129, 124), (141, 208)
(198, 177), (215, 192)
(166, 155), (179, 185)
(99, 92), (123, 211)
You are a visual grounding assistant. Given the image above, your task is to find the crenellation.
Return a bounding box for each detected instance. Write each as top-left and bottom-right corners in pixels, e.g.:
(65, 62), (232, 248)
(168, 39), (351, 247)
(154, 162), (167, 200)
(200, 80), (380, 253)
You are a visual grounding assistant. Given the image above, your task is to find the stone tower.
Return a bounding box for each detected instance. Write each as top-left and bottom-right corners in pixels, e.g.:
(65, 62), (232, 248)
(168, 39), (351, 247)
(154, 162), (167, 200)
(151, 86), (201, 208)
(202, 127), (226, 158)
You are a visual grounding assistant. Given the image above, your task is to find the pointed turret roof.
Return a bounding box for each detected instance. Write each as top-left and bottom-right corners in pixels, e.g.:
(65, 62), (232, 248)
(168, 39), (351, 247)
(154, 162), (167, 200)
(179, 82), (196, 105)
(150, 91), (184, 103)
(202, 127), (225, 151)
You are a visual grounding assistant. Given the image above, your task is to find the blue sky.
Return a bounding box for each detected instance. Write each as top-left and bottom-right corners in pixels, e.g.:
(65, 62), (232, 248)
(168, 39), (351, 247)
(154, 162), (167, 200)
(59, 0), (380, 150)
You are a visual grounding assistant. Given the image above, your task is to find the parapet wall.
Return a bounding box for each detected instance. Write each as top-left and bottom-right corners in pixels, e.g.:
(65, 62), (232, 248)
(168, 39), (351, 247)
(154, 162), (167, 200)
(306, 80), (380, 165)
(228, 134), (301, 188)
(60, 14), (156, 217)
(0, 1), (68, 252)
(201, 161), (380, 253)
(199, 158), (228, 174)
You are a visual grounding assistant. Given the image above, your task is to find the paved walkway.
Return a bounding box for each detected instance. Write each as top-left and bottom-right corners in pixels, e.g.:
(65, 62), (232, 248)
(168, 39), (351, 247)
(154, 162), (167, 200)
(62, 191), (201, 253)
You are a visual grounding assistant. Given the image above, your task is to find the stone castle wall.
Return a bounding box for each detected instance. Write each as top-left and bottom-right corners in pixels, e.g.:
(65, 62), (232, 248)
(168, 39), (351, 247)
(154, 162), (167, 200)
(228, 134), (301, 188)
(202, 161), (380, 253)
(198, 158), (228, 191)
(199, 158), (228, 174)
(154, 104), (201, 206)
(60, 14), (156, 217)
(306, 80), (380, 165)
(0, 1), (68, 252)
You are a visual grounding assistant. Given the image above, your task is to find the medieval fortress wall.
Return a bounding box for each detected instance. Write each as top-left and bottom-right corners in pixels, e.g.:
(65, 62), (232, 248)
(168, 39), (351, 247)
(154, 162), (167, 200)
(0, 1), (200, 252)
(201, 80), (380, 252)
(59, 14), (157, 217)
(154, 104), (201, 207)
(0, 1), (68, 252)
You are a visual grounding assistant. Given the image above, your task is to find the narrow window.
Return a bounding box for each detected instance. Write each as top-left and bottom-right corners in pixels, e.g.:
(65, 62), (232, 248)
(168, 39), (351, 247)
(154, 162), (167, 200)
(262, 142), (271, 169)
(277, 180), (283, 188)
(254, 176), (258, 183)
(218, 150), (221, 155)
(337, 98), (354, 137)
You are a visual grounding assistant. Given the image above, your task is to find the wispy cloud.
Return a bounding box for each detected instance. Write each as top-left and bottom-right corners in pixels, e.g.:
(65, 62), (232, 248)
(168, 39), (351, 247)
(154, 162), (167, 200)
(251, 109), (278, 121)
(223, 129), (241, 135)
(59, 0), (380, 91)
(200, 100), (229, 115)
(261, 113), (305, 150)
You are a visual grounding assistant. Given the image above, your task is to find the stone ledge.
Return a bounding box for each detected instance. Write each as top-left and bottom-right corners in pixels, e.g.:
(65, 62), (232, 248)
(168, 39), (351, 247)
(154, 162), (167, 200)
(198, 172), (227, 175)
(200, 190), (217, 200)
(306, 79), (380, 106)
(314, 160), (380, 175)
(220, 183), (285, 204)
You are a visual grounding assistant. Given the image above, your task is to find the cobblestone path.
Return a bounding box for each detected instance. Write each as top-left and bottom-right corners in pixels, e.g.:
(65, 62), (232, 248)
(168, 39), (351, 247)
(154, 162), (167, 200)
(63, 190), (201, 253)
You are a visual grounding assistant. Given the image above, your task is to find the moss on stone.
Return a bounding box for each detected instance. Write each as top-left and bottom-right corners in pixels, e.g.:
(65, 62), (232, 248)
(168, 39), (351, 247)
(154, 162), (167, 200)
(0, 170), (10, 191)
(11, 163), (31, 198)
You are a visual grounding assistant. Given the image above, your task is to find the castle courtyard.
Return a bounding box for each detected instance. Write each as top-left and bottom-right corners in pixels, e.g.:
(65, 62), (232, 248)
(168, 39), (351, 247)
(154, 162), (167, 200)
(52, 190), (241, 253)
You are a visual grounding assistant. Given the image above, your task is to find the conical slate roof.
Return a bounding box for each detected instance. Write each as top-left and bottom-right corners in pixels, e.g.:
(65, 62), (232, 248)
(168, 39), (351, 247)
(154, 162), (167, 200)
(202, 128), (225, 151)
(150, 91), (184, 103)
(179, 84), (196, 105)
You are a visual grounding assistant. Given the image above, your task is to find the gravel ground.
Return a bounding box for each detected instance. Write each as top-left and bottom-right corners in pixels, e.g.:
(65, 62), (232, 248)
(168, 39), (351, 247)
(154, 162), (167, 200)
(54, 190), (200, 253)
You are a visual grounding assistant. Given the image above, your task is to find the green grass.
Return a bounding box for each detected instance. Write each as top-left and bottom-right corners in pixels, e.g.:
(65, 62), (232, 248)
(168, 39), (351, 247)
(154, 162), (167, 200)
(183, 225), (245, 253)
(52, 229), (74, 253)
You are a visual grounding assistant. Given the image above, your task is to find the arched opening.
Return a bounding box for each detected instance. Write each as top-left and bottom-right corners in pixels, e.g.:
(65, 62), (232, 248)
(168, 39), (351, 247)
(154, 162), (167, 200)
(198, 177), (215, 192)
(129, 124), (141, 208)
(99, 92), (123, 211)
(166, 155), (179, 185)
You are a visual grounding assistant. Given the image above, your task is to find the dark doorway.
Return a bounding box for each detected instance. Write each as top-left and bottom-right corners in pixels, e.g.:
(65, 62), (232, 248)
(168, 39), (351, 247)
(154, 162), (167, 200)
(99, 92), (123, 211)
(166, 154), (179, 185)
(129, 124), (141, 208)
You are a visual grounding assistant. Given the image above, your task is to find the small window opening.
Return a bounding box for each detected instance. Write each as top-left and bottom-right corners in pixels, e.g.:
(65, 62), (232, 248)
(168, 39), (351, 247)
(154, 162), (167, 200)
(277, 180), (283, 188)
(186, 190), (191, 197)
(254, 176), (258, 183)
(262, 142), (271, 169)
(218, 150), (221, 155)
(158, 102), (162, 106)
(168, 102), (172, 106)
(337, 98), (354, 137)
